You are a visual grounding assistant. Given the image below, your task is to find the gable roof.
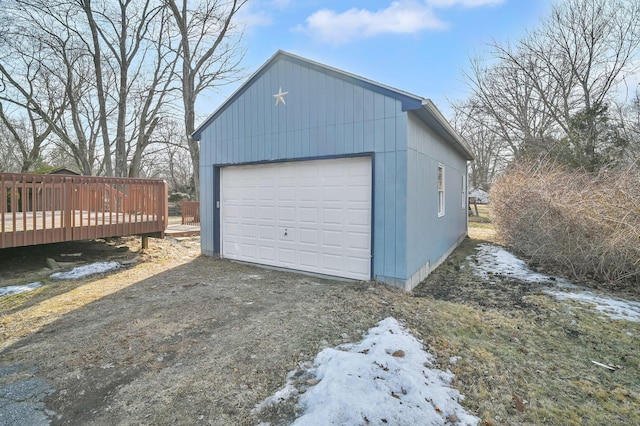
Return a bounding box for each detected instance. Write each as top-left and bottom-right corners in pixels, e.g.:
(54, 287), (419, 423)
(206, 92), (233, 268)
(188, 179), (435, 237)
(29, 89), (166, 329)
(192, 50), (474, 160)
(45, 167), (81, 175)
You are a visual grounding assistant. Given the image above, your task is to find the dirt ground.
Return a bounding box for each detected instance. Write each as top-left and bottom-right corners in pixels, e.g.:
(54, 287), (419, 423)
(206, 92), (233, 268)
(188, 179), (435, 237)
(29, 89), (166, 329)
(0, 236), (411, 425)
(1, 227), (638, 425)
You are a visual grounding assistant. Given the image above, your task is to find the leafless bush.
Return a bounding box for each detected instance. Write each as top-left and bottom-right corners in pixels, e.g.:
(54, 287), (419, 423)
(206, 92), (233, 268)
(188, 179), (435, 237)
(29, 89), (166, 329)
(490, 161), (640, 287)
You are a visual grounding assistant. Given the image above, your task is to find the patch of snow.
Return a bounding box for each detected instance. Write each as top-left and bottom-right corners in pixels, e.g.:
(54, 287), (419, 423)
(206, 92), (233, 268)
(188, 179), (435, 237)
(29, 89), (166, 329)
(50, 261), (121, 280)
(0, 282), (42, 297)
(471, 244), (573, 285)
(544, 289), (640, 323)
(256, 317), (479, 426)
(252, 370), (301, 414)
(471, 244), (640, 323)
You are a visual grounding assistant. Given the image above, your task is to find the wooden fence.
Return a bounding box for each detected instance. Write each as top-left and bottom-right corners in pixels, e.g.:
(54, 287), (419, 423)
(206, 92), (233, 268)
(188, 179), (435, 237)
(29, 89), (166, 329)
(1, 172), (168, 249)
(181, 201), (200, 226)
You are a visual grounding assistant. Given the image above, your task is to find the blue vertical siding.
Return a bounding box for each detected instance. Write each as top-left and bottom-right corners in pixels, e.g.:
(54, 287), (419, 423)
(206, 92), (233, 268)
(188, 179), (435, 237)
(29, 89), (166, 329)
(198, 54), (466, 287)
(394, 150), (407, 279)
(373, 154), (385, 276)
(383, 152), (397, 277)
(405, 113), (468, 281)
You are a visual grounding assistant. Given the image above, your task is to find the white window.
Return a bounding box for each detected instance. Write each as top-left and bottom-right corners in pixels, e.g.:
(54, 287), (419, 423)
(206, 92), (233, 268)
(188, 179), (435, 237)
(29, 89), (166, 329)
(438, 164), (445, 217)
(461, 175), (466, 209)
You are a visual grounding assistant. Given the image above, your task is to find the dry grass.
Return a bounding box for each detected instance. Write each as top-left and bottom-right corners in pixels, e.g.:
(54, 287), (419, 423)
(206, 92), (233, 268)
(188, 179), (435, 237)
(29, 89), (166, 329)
(406, 291), (640, 425)
(469, 204), (496, 241)
(411, 212), (640, 425)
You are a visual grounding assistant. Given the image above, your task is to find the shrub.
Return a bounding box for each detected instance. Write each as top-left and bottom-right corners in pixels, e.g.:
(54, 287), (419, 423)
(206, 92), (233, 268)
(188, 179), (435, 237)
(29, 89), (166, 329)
(490, 161), (640, 287)
(168, 192), (191, 202)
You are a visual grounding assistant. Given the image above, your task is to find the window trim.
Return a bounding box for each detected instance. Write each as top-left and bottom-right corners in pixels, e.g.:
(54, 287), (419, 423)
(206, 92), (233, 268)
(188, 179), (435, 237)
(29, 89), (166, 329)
(461, 175), (466, 210)
(437, 164), (445, 217)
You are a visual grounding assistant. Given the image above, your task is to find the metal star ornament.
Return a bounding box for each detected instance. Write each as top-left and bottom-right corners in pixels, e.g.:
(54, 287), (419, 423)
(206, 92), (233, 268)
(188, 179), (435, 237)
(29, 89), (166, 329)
(273, 87), (288, 105)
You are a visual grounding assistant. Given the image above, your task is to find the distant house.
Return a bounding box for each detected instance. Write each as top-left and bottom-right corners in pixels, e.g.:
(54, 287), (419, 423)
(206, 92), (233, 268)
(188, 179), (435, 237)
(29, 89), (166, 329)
(46, 168), (81, 176)
(192, 51), (474, 291)
(469, 188), (489, 204)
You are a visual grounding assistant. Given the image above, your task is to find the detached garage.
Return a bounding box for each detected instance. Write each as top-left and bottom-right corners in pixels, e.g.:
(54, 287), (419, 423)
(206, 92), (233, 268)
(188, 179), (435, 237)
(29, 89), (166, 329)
(193, 51), (474, 291)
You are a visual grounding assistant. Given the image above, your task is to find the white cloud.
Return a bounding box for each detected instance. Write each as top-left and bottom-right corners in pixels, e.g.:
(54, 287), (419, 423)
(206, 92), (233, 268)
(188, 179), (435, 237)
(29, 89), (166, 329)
(235, 7), (274, 29)
(295, 0), (504, 44)
(294, 1), (448, 45)
(236, 0), (296, 30)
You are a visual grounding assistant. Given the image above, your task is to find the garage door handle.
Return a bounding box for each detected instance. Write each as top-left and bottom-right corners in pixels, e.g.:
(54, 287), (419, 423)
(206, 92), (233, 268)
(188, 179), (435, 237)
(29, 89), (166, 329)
(284, 229), (288, 236)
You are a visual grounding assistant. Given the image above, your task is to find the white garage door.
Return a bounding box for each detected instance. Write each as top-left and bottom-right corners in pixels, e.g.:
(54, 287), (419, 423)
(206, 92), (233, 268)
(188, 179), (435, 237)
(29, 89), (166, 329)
(221, 157), (371, 280)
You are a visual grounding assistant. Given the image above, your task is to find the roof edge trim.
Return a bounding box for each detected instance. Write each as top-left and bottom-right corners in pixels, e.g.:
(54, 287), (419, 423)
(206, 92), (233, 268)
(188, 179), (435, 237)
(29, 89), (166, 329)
(420, 100), (475, 160)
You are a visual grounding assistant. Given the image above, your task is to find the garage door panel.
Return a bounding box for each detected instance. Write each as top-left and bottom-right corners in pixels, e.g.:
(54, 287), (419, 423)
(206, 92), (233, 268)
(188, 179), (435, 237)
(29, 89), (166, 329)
(348, 186), (370, 202)
(347, 257), (370, 274)
(225, 242), (240, 256)
(239, 243), (256, 259)
(322, 208), (342, 225)
(347, 231), (370, 249)
(348, 209), (370, 226)
(259, 206), (275, 220)
(278, 247), (296, 265)
(278, 206), (296, 223)
(225, 222), (240, 237)
(240, 206), (256, 219)
(278, 186), (296, 201)
(299, 186), (320, 201)
(322, 186), (343, 202)
(299, 251), (318, 268)
(322, 230), (343, 247)
(258, 245), (276, 261)
(321, 253), (343, 272)
(222, 157), (371, 280)
(241, 224), (256, 238)
(298, 207), (318, 223)
(299, 228), (319, 245)
(258, 225), (276, 241)
(259, 188), (276, 202)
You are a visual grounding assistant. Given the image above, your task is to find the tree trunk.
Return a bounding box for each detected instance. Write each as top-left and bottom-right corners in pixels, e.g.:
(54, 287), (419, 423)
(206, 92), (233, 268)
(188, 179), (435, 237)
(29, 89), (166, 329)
(184, 78), (199, 199)
(82, 0), (113, 176)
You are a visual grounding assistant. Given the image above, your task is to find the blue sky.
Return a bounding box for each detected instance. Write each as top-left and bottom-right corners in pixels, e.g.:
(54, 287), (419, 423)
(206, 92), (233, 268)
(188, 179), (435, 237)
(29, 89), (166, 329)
(198, 0), (554, 119)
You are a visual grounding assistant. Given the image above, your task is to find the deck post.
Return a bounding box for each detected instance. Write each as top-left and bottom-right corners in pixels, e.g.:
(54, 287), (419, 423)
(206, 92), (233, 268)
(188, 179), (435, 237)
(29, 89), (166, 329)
(142, 235), (149, 250)
(63, 177), (73, 241)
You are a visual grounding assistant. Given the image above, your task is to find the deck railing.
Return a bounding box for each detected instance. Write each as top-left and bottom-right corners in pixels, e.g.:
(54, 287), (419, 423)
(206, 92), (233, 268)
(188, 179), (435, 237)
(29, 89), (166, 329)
(1, 172), (168, 249)
(181, 201), (200, 226)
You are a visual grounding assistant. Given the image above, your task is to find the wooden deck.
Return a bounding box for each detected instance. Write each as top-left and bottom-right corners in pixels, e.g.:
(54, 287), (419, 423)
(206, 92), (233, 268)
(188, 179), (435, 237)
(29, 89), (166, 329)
(165, 224), (200, 237)
(181, 201), (200, 226)
(1, 172), (168, 249)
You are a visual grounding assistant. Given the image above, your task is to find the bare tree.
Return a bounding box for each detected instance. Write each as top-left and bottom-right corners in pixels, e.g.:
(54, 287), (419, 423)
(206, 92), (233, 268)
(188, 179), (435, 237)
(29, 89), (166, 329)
(462, 0), (640, 170)
(165, 0), (246, 199)
(78, 0), (174, 177)
(0, 14), (70, 172)
(451, 100), (510, 190)
(1, 0), (180, 177)
(616, 90), (640, 165)
(125, 6), (180, 177)
(0, 118), (27, 172)
(1, 0), (248, 180)
(158, 119), (194, 193)
(463, 51), (558, 159)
